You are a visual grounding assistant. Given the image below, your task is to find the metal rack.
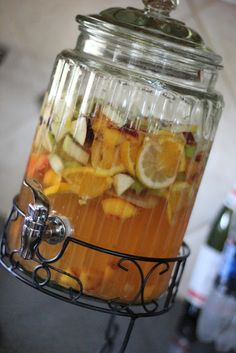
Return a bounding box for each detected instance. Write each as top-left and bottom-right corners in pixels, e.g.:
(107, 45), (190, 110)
(0, 193), (190, 353)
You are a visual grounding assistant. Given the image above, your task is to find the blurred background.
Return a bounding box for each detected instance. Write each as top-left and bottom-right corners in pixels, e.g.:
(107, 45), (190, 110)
(0, 0), (236, 352)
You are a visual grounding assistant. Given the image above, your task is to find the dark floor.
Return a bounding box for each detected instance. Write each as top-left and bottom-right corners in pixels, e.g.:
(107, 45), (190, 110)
(0, 265), (218, 353)
(0, 217), (219, 353)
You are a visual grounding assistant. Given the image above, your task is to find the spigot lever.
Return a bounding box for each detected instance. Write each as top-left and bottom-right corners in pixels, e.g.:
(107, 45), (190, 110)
(20, 179), (71, 260)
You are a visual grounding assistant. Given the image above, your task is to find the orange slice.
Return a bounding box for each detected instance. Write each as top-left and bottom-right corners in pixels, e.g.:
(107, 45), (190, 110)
(92, 114), (110, 133)
(62, 167), (112, 198)
(43, 169), (61, 187)
(58, 270), (80, 290)
(120, 136), (143, 177)
(136, 136), (185, 189)
(120, 140), (136, 176)
(103, 127), (125, 146)
(102, 198), (138, 219)
(91, 138), (125, 176)
(43, 182), (71, 196)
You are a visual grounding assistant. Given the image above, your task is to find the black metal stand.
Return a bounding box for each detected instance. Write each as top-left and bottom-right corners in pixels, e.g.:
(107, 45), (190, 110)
(0, 197), (190, 353)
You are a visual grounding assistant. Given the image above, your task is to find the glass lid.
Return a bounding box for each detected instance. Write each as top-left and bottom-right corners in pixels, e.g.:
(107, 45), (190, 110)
(76, 0), (222, 68)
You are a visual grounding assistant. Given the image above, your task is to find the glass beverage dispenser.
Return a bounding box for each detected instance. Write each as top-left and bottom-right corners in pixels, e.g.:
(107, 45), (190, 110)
(4, 0), (223, 304)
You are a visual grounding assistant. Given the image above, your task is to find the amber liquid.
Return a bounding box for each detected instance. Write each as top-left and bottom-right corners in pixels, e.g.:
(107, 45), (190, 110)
(8, 185), (193, 303)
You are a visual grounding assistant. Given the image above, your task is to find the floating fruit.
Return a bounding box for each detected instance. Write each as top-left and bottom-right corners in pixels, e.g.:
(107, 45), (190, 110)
(27, 153), (49, 178)
(43, 169), (61, 187)
(182, 131), (196, 145)
(120, 140), (136, 176)
(43, 182), (71, 196)
(70, 117), (87, 146)
(80, 269), (104, 292)
(51, 116), (71, 142)
(63, 135), (89, 165)
(43, 131), (55, 153)
(102, 198), (138, 219)
(58, 271), (80, 290)
(113, 174), (134, 196)
(121, 191), (160, 209)
(178, 152), (186, 172)
(62, 167), (112, 198)
(34, 125), (55, 153)
(91, 138), (125, 175)
(166, 181), (192, 223)
(185, 145), (197, 158)
(95, 165), (126, 177)
(186, 157), (205, 181)
(91, 139), (103, 167)
(130, 180), (145, 194)
(103, 127), (125, 146)
(92, 113), (110, 133)
(64, 161), (82, 169)
(49, 153), (64, 174)
(136, 136), (184, 189)
(91, 139), (116, 169)
(153, 130), (185, 145)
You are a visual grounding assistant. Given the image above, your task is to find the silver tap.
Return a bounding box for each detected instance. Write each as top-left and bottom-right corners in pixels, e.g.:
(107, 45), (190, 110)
(20, 179), (71, 260)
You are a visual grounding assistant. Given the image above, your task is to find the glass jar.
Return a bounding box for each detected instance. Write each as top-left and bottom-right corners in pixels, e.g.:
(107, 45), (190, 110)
(7, 0), (224, 304)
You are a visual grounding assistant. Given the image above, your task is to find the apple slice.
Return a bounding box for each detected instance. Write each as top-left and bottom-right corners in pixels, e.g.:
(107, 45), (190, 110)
(42, 131), (55, 153)
(63, 135), (89, 165)
(34, 125), (55, 153)
(113, 173), (134, 196)
(51, 117), (71, 142)
(71, 117), (87, 146)
(49, 154), (64, 174)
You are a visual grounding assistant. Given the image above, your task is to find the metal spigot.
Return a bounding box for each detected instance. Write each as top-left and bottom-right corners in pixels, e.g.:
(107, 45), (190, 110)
(21, 202), (48, 260)
(20, 179), (72, 260)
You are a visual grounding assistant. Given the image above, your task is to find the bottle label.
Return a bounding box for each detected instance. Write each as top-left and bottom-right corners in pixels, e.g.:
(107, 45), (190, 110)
(186, 244), (222, 308)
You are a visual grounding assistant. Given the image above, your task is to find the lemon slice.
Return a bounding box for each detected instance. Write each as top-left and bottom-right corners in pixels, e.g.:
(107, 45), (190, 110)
(136, 137), (184, 189)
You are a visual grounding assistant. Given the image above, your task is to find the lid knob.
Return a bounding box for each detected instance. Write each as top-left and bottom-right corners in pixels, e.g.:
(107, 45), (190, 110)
(143, 0), (179, 14)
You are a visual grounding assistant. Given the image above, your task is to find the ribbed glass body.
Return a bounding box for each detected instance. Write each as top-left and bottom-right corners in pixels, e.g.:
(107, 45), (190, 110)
(7, 15), (224, 303)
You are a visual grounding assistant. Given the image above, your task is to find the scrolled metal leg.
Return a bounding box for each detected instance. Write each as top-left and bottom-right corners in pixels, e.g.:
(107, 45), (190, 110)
(118, 318), (136, 353)
(99, 315), (119, 353)
(99, 316), (136, 353)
